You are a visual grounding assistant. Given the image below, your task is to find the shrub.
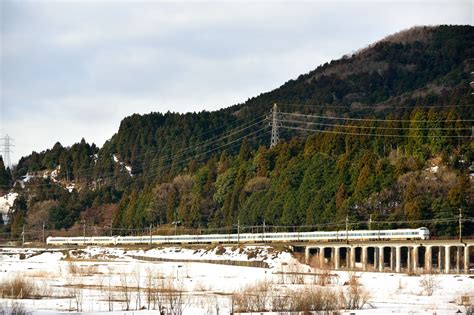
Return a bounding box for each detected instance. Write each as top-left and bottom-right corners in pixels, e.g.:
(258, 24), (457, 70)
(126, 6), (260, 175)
(233, 280), (272, 312)
(341, 272), (370, 310)
(0, 301), (30, 315)
(0, 276), (36, 299)
(215, 246), (226, 255)
(419, 274), (439, 296)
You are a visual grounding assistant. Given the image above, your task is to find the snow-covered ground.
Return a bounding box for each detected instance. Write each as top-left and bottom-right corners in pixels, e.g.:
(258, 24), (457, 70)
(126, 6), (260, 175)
(0, 245), (472, 314)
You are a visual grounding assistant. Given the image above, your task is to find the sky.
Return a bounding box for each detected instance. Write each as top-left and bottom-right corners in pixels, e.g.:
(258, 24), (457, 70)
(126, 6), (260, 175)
(0, 0), (472, 166)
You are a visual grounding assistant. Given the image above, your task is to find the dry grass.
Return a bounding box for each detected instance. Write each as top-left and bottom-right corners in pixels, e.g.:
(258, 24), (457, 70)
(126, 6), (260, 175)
(233, 280), (273, 312)
(67, 261), (100, 276)
(317, 267), (333, 286)
(235, 282), (347, 313)
(254, 272), (370, 312)
(419, 274), (439, 296)
(0, 301), (30, 315)
(290, 287), (340, 312)
(25, 270), (53, 279)
(287, 263), (305, 285)
(0, 276), (37, 299)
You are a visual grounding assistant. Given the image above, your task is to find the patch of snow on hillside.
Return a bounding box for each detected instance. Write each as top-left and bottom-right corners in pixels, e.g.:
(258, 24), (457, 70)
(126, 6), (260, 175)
(66, 183), (75, 193)
(112, 154), (133, 177)
(0, 192), (18, 214)
(425, 165), (439, 174)
(50, 165), (61, 182)
(22, 173), (34, 183)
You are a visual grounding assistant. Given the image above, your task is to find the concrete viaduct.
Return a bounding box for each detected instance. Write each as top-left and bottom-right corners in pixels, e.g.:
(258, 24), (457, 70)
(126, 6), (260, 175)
(293, 239), (474, 274)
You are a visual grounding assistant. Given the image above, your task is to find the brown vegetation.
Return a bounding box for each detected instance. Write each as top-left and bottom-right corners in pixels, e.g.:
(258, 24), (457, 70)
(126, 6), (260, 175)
(0, 276), (37, 299)
(233, 273), (370, 313)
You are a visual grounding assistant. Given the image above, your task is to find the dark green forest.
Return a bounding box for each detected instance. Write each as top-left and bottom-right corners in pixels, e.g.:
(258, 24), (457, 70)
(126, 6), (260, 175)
(1, 25), (473, 240)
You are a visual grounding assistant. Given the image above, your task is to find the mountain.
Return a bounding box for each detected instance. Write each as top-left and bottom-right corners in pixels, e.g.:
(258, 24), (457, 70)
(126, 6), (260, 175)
(1, 25), (473, 239)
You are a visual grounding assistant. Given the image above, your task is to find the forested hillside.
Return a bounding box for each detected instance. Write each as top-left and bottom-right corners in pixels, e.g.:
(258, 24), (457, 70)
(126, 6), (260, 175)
(1, 25), (473, 240)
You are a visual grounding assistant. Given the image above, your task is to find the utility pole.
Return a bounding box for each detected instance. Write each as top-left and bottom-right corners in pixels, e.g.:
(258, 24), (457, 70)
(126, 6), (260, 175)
(263, 219), (266, 242)
(237, 219), (240, 244)
(270, 103), (279, 148)
(459, 208), (463, 243)
(346, 215), (349, 244)
(22, 225), (25, 247)
(174, 209), (178, 236)
(369, 214), (372, 230)
(42, 222), (45, 245)
(82, 220), (86, 244)
(149, 224), (152, 247)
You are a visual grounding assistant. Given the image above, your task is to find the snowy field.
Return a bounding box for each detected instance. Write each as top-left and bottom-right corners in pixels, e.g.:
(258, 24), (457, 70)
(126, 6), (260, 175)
(0, 245), (472, 314)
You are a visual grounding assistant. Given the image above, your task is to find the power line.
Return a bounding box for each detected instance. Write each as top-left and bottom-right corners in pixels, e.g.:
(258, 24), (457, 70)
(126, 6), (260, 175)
(280, 125), (471, 138)
(107, 126), (271, 188)
(277, 117), (472, 131)
(72, 113), (268, 179)
(279, 102), (474, 110)
(280, 111), (474, 123)
(10, 216), (474, 239)
(82, 115), (268, 183)
(67, 124), (270, 190)
(89, 123), (270, 189)
(2, 117), (268, 189)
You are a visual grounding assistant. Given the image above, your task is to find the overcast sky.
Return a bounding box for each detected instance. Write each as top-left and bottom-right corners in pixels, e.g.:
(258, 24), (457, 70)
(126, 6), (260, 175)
(0, 0), (472, 166)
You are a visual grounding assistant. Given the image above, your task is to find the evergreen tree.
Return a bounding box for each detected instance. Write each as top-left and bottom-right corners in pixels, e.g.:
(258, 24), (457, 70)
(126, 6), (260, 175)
(0, 156), (10, 189)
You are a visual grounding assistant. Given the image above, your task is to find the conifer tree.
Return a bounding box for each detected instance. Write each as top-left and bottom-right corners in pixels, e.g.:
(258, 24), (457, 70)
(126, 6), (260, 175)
(0, 156), (10, 189)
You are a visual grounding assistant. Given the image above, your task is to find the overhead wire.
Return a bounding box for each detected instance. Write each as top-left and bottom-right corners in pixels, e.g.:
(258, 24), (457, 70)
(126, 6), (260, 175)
(2, 115), (268, 189)
(278, 102), (474, 110)
(92, 122), (270, 188)
(71, 113), (268, 179)
(279, 125), (471, 138)
(82, 115), (269, 187)
(8, 216), (474, 240)
(280, 111), (474, 123)
(277, 117), (472, 131)
(110, 126), (271, 187)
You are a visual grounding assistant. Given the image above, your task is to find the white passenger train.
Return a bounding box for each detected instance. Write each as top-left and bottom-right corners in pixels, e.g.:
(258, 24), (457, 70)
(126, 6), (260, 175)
(46, 227), (429, 246)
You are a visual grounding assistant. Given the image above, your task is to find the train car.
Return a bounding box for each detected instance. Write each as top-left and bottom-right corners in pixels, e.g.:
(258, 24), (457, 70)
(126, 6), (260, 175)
(46, 227), (429, 246)
(87, 237), (116, 245)
(46, 237), (69, 245)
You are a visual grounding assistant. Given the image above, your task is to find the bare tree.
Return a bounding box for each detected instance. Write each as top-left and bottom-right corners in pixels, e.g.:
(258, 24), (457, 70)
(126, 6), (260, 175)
(106, 267), (114, 311)
(145, 267), (162, 311)
(133, 265), (142, 310)
(120, 273), (131, 311)
(71, 277), (83, 312)
(342, 272), (370, 310)
(164, 271), (187, 315)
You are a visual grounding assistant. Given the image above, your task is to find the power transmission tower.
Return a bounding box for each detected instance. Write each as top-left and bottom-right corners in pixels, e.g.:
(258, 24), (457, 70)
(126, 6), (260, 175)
(270, 103), (279, 148)
(0, 134), (14, 169)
